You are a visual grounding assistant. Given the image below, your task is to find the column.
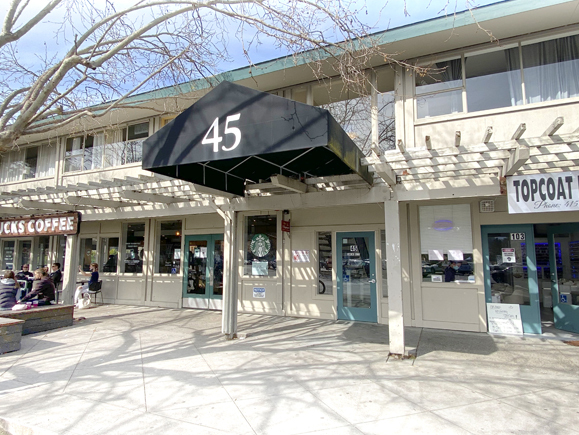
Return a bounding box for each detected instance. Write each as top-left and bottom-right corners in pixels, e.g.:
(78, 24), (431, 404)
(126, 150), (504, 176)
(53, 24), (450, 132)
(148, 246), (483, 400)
(61, 234), (79, 305)
(221, 210), (238, 338)
(384, 199), (406, 356)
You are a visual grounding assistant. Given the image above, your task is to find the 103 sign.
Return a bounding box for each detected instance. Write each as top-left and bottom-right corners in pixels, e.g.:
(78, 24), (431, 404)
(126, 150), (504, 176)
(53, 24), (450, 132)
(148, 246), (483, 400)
(202, 114), (242, 152)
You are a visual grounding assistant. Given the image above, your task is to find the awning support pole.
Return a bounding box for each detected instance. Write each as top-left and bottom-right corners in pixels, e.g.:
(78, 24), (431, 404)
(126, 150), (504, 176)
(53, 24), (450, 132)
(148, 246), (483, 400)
(62, 234), (79, 305)
(384, 199), (406, 357)
(222, 210), (238, 339)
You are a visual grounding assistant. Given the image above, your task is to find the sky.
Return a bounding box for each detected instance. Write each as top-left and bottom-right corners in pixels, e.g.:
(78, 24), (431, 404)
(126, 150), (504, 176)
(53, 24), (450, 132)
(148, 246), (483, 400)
(1, 0), (503, 69)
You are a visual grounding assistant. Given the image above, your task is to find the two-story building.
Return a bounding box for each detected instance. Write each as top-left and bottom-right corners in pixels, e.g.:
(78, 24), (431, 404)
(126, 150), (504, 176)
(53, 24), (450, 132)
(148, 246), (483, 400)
(2, 0), (579, 353)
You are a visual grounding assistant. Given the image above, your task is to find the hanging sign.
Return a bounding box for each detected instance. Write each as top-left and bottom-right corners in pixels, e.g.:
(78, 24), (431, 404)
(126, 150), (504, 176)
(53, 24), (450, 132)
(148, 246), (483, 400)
(281, 220), (290, 233)
(0, 212), (80, 237)
(508, 171), (579, 214)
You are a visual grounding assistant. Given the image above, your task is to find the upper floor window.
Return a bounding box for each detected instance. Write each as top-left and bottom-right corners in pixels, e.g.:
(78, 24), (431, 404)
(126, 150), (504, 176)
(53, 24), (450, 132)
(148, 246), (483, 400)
(64, 121), (149, 173)
(0, 144), (56, 183)
(416, 34), (579, 119)
(65, 133), (104, 172)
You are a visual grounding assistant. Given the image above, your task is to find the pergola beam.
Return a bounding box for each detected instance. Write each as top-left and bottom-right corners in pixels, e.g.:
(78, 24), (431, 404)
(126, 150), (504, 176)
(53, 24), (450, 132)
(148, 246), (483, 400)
(120, 190), (192, 204)
(373, 162), (398, 187)
(19, 199), (79, 211)
(512, 123), (527, 140)
(270, 175), (308, 194)
(502, 145), (530, 177)
(543, 117), (564, 137)
(66, 196), (139, 208)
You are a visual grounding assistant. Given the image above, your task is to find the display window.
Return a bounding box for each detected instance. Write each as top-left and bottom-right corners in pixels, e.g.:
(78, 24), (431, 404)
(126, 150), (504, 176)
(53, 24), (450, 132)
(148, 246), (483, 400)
(122, 223), (145, 273)
(156, 220), (182, 274)
(419, 204), (474, 283)
(244, 215), (277, 277)
(317, 231), (333, 295)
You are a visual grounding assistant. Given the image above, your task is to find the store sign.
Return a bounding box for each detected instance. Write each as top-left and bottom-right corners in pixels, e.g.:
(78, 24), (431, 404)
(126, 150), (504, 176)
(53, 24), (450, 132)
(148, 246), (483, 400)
(508, 171), (579, 214)
(0, 212), (80, 237)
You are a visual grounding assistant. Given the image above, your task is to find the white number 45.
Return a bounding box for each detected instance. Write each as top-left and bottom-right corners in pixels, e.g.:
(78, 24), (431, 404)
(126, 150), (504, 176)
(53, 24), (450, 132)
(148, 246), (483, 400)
(202, 114), (241, 152)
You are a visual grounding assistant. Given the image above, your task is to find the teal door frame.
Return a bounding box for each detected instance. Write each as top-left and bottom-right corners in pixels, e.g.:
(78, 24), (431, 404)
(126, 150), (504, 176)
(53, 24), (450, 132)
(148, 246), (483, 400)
(482, 224), (541, 334)
(336, 231), (377, 322)
(182, 234), (224, 300)
(548, 223), (579, 333)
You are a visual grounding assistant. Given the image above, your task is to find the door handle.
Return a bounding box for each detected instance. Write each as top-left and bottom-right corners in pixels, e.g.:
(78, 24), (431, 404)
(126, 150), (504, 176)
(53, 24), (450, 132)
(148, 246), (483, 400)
(368, 279), (376, 284)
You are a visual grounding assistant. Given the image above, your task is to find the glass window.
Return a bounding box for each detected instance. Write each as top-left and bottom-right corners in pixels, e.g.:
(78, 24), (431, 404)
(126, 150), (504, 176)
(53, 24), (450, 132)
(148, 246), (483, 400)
(127, 122), (149, 140)
(17, 240), (31, 270)
(416, 59), (463, 118)
(317, 232), (333, 295)
(79, 238), (97, 272)
(419, 204), (474, 283)
(157, 221), (182, 274)
(417, 89), (463, 119)
(2, 241), (15, 270)
(34, 236), (50, 270)
(323, 97), (371, 153)
(466, 49), (523, 112)
(57, 236), (66, 273)
(378, 91), (396, 152)
(380, 230), (388, 298)
(244, 215), (277, 277)
(123, 223), (145, 273)
(23, 146), (39, 180)
(522, 35), (579, 104)
(65, 134), (104, 172)
(100, 237), (119, 273)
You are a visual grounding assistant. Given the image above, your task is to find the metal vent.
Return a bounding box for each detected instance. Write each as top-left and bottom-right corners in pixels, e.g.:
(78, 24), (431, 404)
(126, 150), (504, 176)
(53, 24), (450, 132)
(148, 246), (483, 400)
(480, 200), (495, 213)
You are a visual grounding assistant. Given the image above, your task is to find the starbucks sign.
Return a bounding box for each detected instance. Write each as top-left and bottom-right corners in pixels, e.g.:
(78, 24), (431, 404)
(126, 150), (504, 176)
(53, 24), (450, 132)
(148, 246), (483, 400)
(250, 234), (271, 258)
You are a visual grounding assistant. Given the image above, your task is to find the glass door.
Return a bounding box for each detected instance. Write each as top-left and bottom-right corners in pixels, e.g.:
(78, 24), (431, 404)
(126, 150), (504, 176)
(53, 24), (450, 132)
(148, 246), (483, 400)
(183, 234), (224, 302)
(337, 231), (377, 322)
(548, 224), (579, 333)
(482, 225), (541, 334)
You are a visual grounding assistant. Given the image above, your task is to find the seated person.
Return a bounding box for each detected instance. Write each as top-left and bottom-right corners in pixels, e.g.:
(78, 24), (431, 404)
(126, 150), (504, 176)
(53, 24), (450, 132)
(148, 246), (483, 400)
(17, 269), (55, 306)
(16, 264), (33, 281)
(49, 263), (62, 288)
(75, 263), (99, 307)
(0, 270), (19, 311)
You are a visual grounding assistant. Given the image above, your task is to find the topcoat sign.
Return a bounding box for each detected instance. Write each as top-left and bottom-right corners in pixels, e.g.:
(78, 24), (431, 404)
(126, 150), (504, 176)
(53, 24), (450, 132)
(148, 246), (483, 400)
(0, 212), (80, 237)
(508, 171), (579, 214)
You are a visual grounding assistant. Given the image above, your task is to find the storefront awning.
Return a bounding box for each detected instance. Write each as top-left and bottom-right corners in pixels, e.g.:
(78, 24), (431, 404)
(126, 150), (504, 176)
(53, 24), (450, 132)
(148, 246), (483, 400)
(142, 81), (372, 196)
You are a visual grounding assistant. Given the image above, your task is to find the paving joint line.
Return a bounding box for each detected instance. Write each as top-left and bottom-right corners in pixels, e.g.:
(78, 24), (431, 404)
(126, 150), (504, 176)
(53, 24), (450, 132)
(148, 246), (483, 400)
(62, 328), (97, 393)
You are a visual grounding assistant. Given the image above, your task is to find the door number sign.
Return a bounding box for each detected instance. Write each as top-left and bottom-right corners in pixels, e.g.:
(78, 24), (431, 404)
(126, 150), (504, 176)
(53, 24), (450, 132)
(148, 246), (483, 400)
(202, 114), (241, 152)
(510, 232), (525, 241)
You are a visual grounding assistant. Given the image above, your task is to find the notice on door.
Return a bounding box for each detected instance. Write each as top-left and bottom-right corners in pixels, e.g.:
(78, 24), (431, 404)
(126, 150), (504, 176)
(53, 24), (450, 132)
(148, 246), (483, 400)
(502, 248), (516, 263)
(487, 303), (523, 335)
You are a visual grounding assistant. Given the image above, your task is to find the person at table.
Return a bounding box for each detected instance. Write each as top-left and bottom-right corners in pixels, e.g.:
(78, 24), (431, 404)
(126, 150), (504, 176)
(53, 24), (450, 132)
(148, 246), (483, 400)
(16, 264), (33, 281)
(75, 263), (99, 307)
(17, 269), (55, 306)
(49, 263), (62, 288)
(0, 270), (19, 311)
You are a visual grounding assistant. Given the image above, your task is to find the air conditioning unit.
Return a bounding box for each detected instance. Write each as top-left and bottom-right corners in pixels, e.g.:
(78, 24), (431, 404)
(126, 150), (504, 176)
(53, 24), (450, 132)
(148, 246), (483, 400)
(480, 200), (495, 213)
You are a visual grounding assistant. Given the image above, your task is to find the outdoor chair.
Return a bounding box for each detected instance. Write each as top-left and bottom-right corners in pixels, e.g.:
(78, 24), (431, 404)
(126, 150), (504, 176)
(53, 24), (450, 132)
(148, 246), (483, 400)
(88, 280), (103, 305)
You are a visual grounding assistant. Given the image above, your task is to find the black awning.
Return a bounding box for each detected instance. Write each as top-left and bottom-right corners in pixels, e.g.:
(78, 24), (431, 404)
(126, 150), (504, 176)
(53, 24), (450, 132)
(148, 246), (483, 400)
(142, 81), (372, 196)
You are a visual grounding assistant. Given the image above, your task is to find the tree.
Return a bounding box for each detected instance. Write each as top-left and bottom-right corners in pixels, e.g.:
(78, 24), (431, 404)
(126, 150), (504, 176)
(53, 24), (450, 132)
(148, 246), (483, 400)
(0, 0), (407, 151)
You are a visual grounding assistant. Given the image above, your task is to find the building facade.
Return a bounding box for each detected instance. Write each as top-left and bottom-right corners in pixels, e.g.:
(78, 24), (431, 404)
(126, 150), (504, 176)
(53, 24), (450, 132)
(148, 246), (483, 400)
(2, 0), (579, 352)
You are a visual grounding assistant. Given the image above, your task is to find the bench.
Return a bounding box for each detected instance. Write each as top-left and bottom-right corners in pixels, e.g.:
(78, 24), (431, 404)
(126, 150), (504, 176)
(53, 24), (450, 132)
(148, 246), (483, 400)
(0, 305), (74, 336)
(0, 317), (25, 354)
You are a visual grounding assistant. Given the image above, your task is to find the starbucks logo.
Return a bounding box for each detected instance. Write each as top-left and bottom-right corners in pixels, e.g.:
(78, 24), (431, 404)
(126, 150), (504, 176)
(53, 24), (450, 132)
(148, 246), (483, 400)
(250, 234), (271, 258)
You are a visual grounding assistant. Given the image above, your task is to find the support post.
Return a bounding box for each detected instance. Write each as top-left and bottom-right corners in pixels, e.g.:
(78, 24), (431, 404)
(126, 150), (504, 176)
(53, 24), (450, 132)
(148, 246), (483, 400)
(222, 210), (238, 339)
(62, 234), (79, 305)
(384, 199), (406, 357)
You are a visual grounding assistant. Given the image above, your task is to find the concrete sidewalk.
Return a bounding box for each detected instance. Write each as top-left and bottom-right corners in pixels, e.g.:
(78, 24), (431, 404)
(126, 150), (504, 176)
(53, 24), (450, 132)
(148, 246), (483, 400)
(1, 305), (578, 435)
